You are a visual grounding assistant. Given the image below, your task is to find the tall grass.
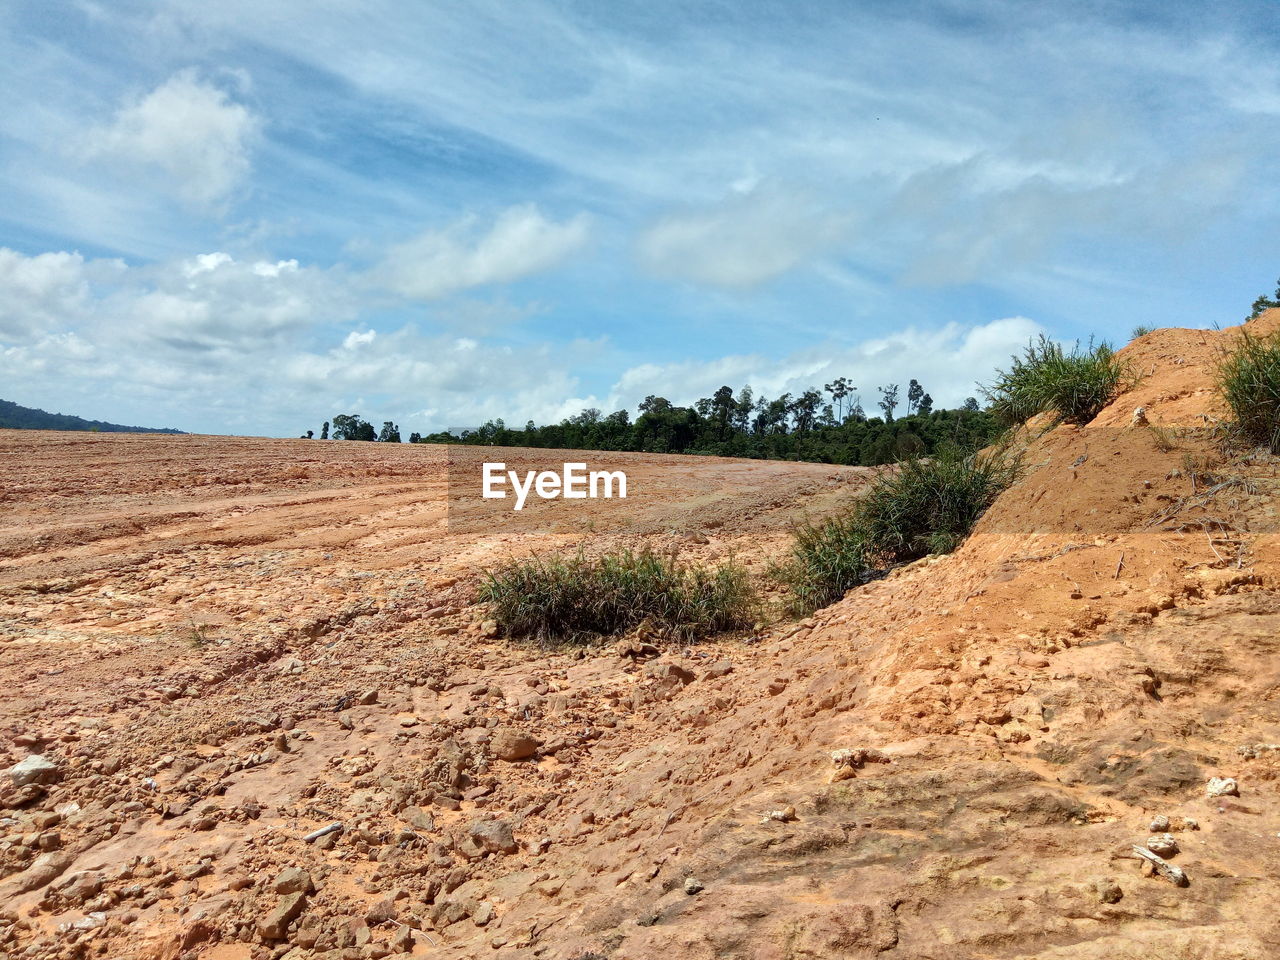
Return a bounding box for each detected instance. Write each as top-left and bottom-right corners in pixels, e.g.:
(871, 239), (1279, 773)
(776, 449), (1020, 613)
(1217, 329), (1280, 453)
(984, 336), (1138, 426)
(479, 547), (756, 643)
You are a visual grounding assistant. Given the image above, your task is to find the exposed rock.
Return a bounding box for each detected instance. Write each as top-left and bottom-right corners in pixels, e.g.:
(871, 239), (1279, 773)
(683, 877), (704, 895)
(7, 754), (60, 787)
(6, 851), (73, 894)
(617, 638), (661, 660)
(468, 818), (518, 854)
(1148, 815), (1170, 832)
(762, 805), (796, 823)
(1094, 877), (1123, 903)
(830, 747), (891, 781)
(272, 867), (315, 895)
(258, 892), (308, 939)
(1147, 833), (1178, 857)
(1207, 776), (1239, 798)
(490, 729), (540, 761)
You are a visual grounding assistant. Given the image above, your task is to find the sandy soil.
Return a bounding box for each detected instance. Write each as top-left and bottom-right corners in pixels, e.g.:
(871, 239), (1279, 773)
(3, 311), (1280, 960)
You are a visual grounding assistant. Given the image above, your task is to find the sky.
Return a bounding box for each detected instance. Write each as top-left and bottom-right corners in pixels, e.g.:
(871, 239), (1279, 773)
(3, 0), (1280, 436)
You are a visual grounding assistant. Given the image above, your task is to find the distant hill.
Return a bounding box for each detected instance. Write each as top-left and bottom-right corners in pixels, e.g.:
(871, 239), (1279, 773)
(0, 399), (185, 434)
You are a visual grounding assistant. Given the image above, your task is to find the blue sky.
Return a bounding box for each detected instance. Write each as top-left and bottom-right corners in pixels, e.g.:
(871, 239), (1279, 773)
(3, 0), (1279, 435)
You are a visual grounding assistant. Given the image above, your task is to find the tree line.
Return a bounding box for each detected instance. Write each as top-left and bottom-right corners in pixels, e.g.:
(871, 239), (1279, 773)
(306, 379), (999, 467)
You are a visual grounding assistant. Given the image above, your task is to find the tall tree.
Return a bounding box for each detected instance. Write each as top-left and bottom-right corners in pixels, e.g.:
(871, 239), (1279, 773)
(790, 389), (823, 436)
(906, 379), (924, 416)
(320, 421), (329, 440)
(877, 384), (900, 422)
(824, 377), (854, 422)
(378, 421), (401, 443)
(917, 393), (934, 416)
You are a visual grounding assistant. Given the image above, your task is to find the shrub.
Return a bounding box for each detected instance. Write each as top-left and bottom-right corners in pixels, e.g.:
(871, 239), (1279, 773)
(984, 336), (1138, 426)
(776, 449), (1019, 613)
(1217, 329), (1280, 453)
(478, 547), (756, 643)
(1131, 324), (1154, 339)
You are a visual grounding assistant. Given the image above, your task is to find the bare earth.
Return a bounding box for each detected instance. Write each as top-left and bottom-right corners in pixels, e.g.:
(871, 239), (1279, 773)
(3, 312), (1280, 960)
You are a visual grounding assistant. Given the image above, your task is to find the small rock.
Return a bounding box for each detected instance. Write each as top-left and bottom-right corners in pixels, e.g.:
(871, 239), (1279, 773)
(273, 867), (314, 895)
(704, 660), (734, 679)
(761, 805), (796, 823)
(359, 689), (379, 705)
(480, 620), (500, 638)
(390, 924), (416, 952)
(616, 638), (660, 660)
(1094, 877), (1123, 904)
(1147, 834), (1178, 857)
(468, 818), (518, 855)
(402, 806), (435, 832)
(8, 755), (61, 788)
(1207, 777), (1239, 798)
(473, 901), (495, 926)
(1148, 815), (1170, 832)
(830, 747), (891, 781)
(365, 897), (397, 923)
(490, 729), (540, 762)
(257, 892), (308, 939)
(683, 877), (704, 895)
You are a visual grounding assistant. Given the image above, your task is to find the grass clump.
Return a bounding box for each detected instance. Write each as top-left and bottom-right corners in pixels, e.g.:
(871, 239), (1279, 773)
(1131, 324), (1154, 339)
(1217, 329), (1280, 453)
(984, 336), (1138, 426)
(479, 547), (755, 643)
(776, 449), (1020, 613)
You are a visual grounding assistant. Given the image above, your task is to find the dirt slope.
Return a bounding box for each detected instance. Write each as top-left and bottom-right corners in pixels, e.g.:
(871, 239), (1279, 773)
(3, 311), (1280, 960)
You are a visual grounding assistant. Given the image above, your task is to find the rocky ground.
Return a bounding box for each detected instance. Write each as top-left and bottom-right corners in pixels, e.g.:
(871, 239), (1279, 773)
(3, 312), (1280, 960)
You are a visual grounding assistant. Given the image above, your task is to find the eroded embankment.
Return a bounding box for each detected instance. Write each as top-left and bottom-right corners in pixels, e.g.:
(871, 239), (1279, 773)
(3, 312), (1280, 960)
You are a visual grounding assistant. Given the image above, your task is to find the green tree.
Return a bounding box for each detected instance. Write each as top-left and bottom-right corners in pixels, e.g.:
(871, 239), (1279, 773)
(378, 421), (401, 443)
(877, 384), (900, 422)
(320, 420), (329, 440)
(332, 414), (376, 441)
(906, 379), (924, 416)
(825, 377), (854, 422)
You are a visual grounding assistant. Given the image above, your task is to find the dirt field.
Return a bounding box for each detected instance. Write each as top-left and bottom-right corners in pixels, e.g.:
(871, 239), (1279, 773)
(4, 312), (1280, 960)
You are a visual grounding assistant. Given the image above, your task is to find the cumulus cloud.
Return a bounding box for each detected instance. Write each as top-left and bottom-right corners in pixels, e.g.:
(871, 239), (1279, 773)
(0, 244), (602, 435)
(0, 248), (99, 339)
(637, 187), (850, 289)
(605, 316), (1045, 413)
(84, 69), (260, 211)
(379, 204), (591, 300)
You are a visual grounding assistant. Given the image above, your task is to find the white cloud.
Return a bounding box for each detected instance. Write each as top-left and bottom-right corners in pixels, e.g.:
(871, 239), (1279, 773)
(0, 248), (93, 339)
(85, 69), (260, 211)
(605, 316), (1045, 412)
(0, 244), (603, 435)
(638, 187), (849, 288)
(379, 204), (591, 300)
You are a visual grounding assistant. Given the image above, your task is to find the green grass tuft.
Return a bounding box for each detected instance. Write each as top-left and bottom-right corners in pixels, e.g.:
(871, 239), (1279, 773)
(478, 547), (756, 643)
(984, 336), (1139, 426)
(1217, 329), (1280, 454)
(1131, 324), (1154, 339)
(775, 449), (1020, 613)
